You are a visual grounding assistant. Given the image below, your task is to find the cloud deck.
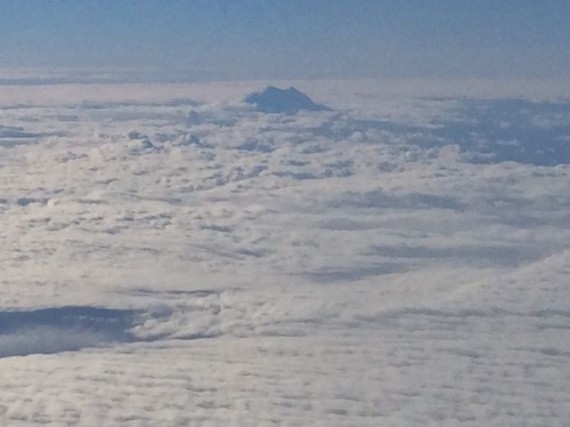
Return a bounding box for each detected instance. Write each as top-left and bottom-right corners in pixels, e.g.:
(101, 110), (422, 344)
(0, 80), (569, 426)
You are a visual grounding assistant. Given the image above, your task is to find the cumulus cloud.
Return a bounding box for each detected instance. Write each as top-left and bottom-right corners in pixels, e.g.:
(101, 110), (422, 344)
(0, 80), (569, 425)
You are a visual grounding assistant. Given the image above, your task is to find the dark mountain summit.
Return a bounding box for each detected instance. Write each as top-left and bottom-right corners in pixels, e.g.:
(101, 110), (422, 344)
(244, 86), (331, 114)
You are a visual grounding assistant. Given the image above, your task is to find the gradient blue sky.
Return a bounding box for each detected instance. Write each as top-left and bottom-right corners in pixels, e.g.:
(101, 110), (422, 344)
(0, 0), (568, 80)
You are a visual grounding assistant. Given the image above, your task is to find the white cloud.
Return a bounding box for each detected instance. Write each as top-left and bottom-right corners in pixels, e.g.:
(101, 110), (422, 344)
(0, 80), (569, 425)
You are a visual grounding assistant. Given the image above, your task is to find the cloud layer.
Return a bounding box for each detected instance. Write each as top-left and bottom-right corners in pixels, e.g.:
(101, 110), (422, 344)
(0, 80), (569, 425)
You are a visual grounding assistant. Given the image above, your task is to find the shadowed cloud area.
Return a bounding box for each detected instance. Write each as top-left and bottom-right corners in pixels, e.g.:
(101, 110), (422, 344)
(424, 98), (570, 166)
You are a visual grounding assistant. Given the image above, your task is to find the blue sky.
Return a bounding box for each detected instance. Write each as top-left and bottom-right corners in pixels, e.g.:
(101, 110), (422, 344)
(0, 0), (568, 80)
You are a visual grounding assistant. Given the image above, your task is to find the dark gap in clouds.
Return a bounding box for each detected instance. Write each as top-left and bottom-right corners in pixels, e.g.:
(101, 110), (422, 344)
(0, 139), (38, 148)
(0, 125), (43, 139)
(0, 125), (67, 146)
(129, 288), (222, 298)
(0, 303), (230, 358)
(316, 218), (384, 231)
(273, 171), (318, 180)
(236, 139), (274, 153)
(495, 211), (570, 228)
(0, 306), (136, 337)
(369, 244), (546, 267)
(360, 308), (570, 332)
(356, 307), (509, 330)
(0, 104), (48, 111)
(303, 263), (410, 284)
(0, 306), (138, 358)
(50, 114), (80, 122)
(331, 190), (465, 211)
(472, 193), (570, 228)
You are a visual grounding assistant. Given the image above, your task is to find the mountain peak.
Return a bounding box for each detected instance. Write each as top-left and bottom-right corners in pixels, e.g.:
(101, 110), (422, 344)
(244, 86), (331, 114)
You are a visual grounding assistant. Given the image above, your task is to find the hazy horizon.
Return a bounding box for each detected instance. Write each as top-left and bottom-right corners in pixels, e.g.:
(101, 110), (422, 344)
(1, 0), (569, 80)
